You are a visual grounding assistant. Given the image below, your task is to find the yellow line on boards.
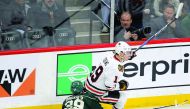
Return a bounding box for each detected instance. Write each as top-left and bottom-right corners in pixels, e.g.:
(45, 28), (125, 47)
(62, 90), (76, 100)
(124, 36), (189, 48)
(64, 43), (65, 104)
(8, 94), (190, 109)
(125, 94), (190, 108)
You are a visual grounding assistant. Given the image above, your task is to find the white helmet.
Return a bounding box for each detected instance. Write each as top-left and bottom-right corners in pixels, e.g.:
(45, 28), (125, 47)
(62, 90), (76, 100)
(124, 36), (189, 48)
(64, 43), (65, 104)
(115, 41), (131, 54)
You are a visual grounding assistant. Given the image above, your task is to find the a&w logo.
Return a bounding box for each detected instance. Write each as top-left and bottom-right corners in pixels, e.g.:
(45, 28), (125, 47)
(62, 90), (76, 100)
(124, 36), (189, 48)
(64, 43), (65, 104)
(0, 69), (26, 84)
(0, 68), (36, 97)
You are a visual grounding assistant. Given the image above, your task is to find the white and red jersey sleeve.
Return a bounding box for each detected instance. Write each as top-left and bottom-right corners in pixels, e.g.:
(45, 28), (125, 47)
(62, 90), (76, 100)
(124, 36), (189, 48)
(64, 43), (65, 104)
(85, 53), (125, 96)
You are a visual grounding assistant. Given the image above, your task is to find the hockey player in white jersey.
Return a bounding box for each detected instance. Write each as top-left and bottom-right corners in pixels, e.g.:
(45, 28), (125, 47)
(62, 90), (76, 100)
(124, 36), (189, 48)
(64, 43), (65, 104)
(85, 41), (136, 109)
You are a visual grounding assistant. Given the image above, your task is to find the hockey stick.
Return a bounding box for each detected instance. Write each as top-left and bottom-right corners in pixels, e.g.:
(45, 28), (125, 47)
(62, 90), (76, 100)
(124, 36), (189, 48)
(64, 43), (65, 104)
(153, 100), (189, 109)
(134, 3), (184, 52)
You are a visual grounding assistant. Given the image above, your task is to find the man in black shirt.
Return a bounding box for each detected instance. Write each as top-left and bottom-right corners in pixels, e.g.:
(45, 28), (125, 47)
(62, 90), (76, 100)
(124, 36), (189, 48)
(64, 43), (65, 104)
(114, 11), (145, 42)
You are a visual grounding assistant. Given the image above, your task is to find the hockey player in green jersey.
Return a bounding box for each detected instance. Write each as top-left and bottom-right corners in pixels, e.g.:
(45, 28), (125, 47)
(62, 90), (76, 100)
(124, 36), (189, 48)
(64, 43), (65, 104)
(62, 81), (103, 109)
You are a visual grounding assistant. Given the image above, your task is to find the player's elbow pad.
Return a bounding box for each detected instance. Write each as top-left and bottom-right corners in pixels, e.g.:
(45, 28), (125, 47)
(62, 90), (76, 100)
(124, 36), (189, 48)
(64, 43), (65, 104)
(119, 80), (129, 91)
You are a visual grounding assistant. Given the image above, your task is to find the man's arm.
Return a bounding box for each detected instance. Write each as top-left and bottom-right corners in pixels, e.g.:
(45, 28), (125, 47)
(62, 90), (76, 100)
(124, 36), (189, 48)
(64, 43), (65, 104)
(173, 20), (186, 38)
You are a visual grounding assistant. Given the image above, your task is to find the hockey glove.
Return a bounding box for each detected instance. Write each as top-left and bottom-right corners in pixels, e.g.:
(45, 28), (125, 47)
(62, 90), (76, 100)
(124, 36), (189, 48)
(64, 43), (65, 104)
(119, 80), (129, 91)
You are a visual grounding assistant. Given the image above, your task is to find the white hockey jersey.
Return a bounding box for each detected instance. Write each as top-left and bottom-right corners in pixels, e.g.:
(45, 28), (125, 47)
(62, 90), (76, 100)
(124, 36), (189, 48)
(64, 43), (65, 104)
(85, 53), (126, 97)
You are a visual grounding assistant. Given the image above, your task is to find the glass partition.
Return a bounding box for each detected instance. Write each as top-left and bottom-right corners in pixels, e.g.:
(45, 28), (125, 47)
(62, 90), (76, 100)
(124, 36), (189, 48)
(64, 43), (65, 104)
(113, 0), (190, 42)
(0, 0), (189, 51)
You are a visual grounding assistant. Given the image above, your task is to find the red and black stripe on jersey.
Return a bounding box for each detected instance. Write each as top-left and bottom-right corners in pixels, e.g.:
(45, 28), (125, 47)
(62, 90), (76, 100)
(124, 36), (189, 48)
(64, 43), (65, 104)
(85, 78), (119, 104)
(85, 78), (107, 96)
(99, 96), (119, 103)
